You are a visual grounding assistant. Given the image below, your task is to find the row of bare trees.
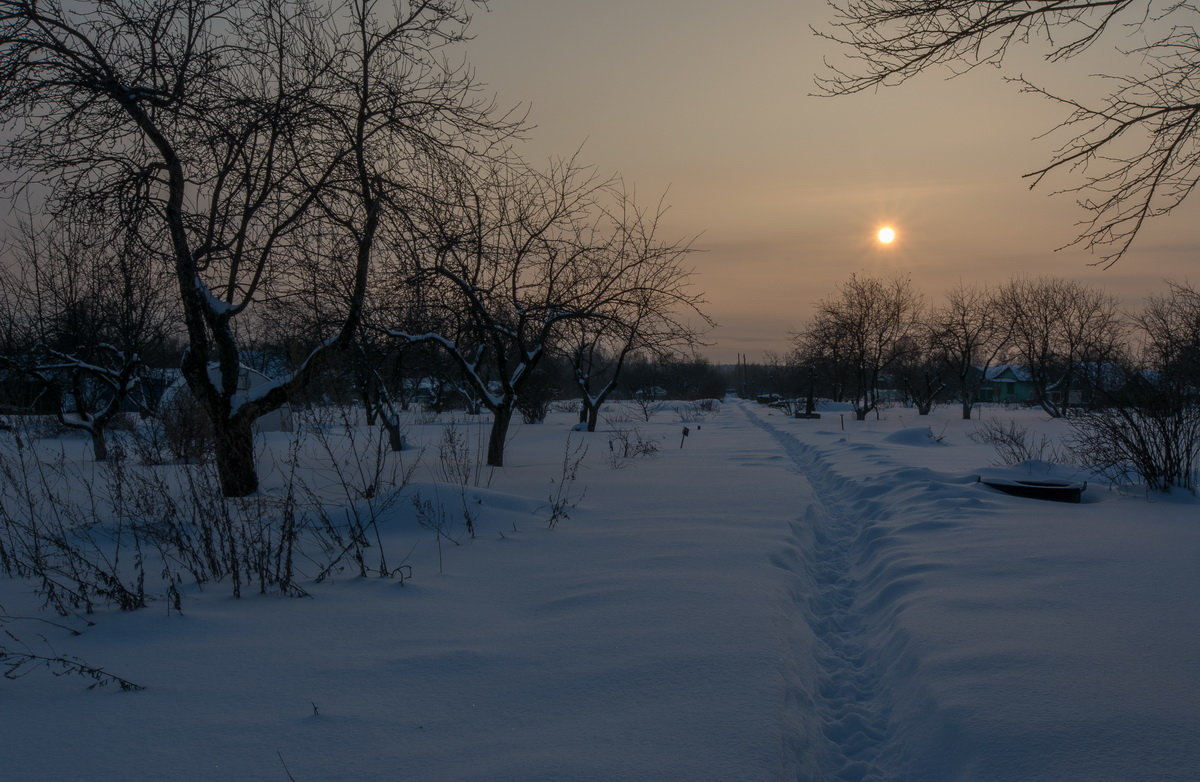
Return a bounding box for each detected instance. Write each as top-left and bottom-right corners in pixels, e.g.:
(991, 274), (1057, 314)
(0, 212), (177, 460)
(792, 274), (1200, 421)
(0, 0), (708, 495)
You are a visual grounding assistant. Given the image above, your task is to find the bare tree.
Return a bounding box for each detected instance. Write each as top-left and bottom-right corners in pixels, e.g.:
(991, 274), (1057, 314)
(1135, 280), (1200, 393)
(0, 0), (514, 495)
(386, 157), (609, 466)
(893, 330), (945, 416)
(792, 315), (853, 404)
(388, 157), (708, 465)
(563, 193), (708, 433)
(996, 277), (1125, 417)
(930, 283), (1010, 420)
(818, 2), (1200, 264)
(802, 274), (922, 420)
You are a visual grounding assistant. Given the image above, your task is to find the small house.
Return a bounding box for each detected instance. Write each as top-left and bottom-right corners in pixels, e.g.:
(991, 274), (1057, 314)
(978, 365), (1038, 404)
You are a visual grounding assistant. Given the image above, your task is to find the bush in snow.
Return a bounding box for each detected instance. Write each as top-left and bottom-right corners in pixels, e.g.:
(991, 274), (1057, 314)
(968, 418), (1070, 466)
(516, 370), (556, 425)
(606, 426), (659, 469)
(546, 434), (587, 528)
(675, 399), (720, 423)
(626, 394), (665, 422)
(154, 392), (214, 464)
(1068, 403), (1200, 493)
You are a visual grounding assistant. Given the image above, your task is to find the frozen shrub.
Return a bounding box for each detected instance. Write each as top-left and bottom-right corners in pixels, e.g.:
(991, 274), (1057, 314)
(435, 422), (484, 538)
(516, 376), (555, 424)
(547, 434), (587, 528)
(158, 391), (214, 463)
(1068, 403), (1200, 493)
(627, 393), (665, 422)
(606, 426), (659, 468)
(969, 419), (1068, 466)
(676, 401), (713, 423)
(0, 409), (417, 616)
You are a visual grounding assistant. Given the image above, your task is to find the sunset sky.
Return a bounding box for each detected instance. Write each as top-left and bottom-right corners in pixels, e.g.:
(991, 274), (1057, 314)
(469, 1), (1199, 362)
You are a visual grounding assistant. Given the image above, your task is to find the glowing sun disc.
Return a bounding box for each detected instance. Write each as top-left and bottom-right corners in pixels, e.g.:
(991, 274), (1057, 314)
(877, 226), (896, 244)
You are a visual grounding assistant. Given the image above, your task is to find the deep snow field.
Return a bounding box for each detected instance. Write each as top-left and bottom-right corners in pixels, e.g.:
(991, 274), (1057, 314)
(2, 398), (1198, 781)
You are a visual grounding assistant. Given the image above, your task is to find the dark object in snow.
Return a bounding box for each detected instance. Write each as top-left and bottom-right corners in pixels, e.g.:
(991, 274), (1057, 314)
(978, 476), (1086, 503)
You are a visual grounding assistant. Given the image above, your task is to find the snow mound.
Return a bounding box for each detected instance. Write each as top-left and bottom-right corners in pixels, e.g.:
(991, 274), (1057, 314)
(976, 459), (1089, 484)
(882, 426), (945, 446)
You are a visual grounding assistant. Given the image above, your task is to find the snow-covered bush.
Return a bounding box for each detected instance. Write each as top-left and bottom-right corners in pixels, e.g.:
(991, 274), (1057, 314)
(675, 399), (720, 423)
(968, 418), (1070, 466)
(606, 426), (659, 469)
(515, 370), (556, 424)
(626, 394), (665, 422)
(154, 392), (213, 464)
(1068, 404), (1200, 493)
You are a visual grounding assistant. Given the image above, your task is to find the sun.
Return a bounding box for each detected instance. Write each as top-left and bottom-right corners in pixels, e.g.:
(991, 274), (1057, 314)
(877, 226), (897, 245)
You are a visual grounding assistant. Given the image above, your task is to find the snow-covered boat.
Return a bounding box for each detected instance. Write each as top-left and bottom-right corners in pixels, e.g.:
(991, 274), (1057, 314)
(977, 476), (1086, 503)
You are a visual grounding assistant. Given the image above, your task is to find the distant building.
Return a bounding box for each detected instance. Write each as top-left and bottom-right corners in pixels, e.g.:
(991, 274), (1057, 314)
(978, 365), (1037, 404)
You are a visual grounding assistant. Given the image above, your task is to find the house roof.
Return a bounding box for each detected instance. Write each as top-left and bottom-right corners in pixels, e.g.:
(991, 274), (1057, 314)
(984, 365), (1033, 382)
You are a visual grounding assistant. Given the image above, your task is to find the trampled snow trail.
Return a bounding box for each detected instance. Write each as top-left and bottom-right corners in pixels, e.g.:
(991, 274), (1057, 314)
(742, 403), (900, 781)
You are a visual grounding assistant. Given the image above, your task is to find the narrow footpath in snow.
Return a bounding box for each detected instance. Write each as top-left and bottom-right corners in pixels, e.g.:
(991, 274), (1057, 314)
(743, 402), (900, 780)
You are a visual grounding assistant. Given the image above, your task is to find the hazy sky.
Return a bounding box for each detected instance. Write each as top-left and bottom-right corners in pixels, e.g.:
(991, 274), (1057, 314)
(467, 1), (1199, 362)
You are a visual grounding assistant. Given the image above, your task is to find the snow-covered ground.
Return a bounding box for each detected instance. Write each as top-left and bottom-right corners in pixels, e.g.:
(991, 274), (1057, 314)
(2, 399), (1198, 780)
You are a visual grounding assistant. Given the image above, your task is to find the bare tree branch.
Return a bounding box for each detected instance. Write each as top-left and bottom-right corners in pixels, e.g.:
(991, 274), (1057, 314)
(817, 1), (1199, 263)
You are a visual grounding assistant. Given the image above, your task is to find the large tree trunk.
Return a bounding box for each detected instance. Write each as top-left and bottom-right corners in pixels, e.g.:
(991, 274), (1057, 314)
(486, 404), (514, 467)
(213, 418), (258, 497)
(355, 365), (378, 426)
(382, 418), (405, 452)
(577, 397), (601, 432)
(90, 427), (108, 461)
(370, 378), (406, 452)
(961, 399), (973, 420)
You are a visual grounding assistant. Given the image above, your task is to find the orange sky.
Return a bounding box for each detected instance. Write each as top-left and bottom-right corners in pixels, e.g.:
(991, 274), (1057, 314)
(469, 1), (1199, 362)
